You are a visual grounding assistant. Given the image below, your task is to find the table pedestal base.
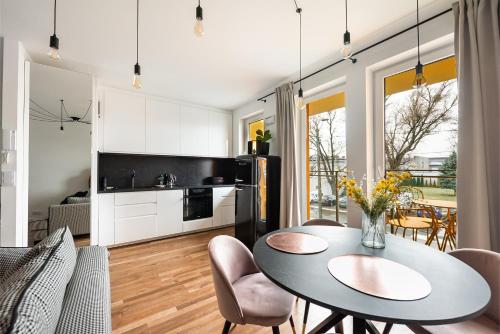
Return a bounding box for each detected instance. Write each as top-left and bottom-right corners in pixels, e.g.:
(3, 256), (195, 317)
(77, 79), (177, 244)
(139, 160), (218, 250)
(308, 314), (393, 334)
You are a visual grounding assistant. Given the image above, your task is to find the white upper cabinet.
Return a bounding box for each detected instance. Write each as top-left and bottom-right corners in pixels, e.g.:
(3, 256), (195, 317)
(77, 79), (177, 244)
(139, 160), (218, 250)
(100, 88), (232, 157)
(180, 106), (209, 156)
(209, 111), (232, 157)
(103, 89), (146, 153)
(146, 99), (181, 154)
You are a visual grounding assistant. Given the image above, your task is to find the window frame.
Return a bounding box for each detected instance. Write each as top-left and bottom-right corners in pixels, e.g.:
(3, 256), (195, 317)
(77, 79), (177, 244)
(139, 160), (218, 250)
(372, 43), (455, 177)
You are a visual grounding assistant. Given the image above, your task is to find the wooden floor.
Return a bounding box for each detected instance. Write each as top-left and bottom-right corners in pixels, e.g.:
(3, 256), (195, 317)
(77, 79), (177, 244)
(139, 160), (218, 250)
(109, 227), (414, 334)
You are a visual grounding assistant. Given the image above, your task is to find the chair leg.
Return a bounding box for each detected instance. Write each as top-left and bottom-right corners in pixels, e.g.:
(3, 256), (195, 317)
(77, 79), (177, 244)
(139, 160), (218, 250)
(403, 228), (407, 238)
(272, 326), (280, 334)
(289, 316), (296, 334)
(222, 320), (231, 334)
(334, 320), (344, 333)
(303, 301), (310, 330)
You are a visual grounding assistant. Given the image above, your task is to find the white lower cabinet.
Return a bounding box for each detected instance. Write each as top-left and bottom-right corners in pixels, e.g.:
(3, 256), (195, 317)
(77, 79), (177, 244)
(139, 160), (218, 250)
(183, 218), (213, 232)
(98, 187), (233, 246)
(98, 193), (115, 246)
(213, 187), (236, 227)
(115, 215), (157, 244)
(157, 190), (183, 236)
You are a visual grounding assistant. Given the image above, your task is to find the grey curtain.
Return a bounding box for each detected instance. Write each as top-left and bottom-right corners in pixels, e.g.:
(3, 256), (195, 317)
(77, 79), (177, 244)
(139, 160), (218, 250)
(275, 83), (301, 228)
(453, 0), (500, 251)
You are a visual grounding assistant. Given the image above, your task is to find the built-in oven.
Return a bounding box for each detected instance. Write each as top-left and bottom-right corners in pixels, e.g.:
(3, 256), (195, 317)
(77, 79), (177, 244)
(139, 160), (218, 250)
(183, 188), (213, 221)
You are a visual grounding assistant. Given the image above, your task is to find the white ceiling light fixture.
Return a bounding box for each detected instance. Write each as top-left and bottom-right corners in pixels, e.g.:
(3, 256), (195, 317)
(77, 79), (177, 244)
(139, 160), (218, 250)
(48, 0), (60, 60)
(194, 0), (205, 37)
(132, 0), (142, 89)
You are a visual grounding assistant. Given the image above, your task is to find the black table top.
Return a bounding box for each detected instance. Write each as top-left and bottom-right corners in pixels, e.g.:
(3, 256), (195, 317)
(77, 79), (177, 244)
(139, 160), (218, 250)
(253, 226), (491, 325)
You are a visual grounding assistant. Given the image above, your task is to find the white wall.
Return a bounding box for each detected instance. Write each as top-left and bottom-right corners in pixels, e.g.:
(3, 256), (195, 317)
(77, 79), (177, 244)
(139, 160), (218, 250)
(0, 0), (4, 237)
(28, 120), (91, 218)
(1, 39), (30, 246)
(233, 11), (455, 228)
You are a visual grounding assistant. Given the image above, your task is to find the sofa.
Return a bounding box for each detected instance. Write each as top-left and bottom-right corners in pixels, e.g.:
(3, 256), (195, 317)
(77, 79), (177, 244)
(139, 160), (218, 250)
(49, 196), (90, 236)
(0, 226), (111, 334)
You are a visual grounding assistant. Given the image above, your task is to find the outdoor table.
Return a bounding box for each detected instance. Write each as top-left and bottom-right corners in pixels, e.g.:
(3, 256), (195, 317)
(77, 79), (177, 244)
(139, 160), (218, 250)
(253, 226), (490, 334)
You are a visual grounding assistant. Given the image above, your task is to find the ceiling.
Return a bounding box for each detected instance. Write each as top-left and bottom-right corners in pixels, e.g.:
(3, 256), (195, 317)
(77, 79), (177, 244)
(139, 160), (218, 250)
(2, 0), (453, 110)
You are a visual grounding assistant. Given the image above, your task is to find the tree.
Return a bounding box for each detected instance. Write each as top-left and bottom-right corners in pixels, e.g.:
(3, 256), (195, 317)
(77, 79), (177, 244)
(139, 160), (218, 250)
(385, 81), (458, 170)
(440, 151), (457, 194)
(309, 110), (344, 202)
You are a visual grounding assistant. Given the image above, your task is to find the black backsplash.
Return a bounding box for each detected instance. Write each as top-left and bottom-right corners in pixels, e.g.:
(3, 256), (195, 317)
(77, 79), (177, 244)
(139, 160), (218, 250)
(98, 152), (235, 190)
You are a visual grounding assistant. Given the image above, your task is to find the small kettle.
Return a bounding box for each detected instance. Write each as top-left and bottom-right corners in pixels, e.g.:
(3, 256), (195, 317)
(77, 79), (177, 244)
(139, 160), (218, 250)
(166, 173), (177, 186)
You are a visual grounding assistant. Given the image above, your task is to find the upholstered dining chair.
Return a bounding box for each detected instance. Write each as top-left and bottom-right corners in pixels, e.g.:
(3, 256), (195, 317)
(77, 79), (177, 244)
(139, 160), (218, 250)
(408, 248), (500, 334)
(208, 235), (296, 334)
(301, 219), (345, 334)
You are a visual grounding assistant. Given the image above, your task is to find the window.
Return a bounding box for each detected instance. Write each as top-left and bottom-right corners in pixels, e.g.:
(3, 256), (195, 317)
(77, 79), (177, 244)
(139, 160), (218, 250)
(248, 119), (264, 141)
(384, 56), (458, 201)
(306, 92), (347, 224)
(383, 56), (458, 249)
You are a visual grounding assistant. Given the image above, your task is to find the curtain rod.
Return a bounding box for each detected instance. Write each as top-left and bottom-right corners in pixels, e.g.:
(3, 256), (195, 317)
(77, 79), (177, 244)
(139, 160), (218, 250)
(257, 7), (453, 102)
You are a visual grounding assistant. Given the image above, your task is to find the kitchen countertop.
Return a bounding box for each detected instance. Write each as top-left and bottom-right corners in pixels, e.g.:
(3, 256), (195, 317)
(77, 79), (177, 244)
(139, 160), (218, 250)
(97, 184), (235, 194)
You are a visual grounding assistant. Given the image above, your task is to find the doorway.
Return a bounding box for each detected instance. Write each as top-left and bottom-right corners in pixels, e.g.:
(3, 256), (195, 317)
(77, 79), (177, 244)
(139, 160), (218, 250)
(28, 63), (92, 246)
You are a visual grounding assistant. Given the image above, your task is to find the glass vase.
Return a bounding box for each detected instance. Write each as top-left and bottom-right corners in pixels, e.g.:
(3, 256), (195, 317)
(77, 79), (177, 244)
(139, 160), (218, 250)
(361, 212), (386, 249)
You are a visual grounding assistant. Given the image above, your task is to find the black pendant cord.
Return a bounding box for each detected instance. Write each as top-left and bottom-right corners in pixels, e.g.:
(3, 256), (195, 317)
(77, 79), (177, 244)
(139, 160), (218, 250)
(53, 0), (57, 35)
(60, 99), (64, 130)
(136, 0), (139, 65)
(345, 0), (348, 32)
(257, 7), (452, 102)
(416, 0), (421, 63)
(298, 7), (302, 91)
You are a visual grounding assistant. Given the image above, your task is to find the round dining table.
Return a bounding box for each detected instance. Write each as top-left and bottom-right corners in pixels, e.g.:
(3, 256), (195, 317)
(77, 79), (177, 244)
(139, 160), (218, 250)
(253, 226), (491, 334)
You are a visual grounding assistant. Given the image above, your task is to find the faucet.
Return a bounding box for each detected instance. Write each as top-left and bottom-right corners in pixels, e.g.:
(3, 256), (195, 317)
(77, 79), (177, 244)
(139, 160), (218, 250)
(131, 169), (136, 189)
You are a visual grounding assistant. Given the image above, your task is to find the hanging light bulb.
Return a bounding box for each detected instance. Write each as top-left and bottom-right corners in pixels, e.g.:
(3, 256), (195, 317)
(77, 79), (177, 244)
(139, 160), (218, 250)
(194, 0), (204, 37)
(48, 0), (60, 60)
(341, 31), (352, 59)
(132, 63), (142, 89)
(341, 0), (352, 60)
(132, 0), (142, 89)
(413, 0), (427, 89)
(413, 62), (427, 89)
(297, 88), (306, 110)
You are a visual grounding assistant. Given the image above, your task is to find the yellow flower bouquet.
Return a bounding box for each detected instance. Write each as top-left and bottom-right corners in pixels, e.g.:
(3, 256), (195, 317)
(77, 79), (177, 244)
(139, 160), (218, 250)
(339, 171), (411, 248)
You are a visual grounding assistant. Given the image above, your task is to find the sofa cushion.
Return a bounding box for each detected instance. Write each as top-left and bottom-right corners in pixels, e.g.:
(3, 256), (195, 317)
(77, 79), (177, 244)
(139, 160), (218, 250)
(66, 197), (90, 204)
(0, 248), (30, 281)
(55, 246), (111, 334)
(0, 227), (77, 334)
(3, 227), (76, 284)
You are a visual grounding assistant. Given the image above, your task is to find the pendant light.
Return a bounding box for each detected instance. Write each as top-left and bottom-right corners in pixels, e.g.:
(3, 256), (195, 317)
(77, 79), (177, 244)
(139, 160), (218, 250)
(296, 7), (305, 110)
(194, 0), (205, 37)
(413, 0), (427, 88)
(132, 0), (142, 89)
(48, 0), (60, 60)
(341, 0), (352, 60)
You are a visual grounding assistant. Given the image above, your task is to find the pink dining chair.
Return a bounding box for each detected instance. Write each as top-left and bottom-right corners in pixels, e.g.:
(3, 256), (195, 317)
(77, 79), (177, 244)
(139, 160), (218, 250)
(301, 219), (345, 333)
(208, 235), (296, 334)
(408, 248), (500, 334)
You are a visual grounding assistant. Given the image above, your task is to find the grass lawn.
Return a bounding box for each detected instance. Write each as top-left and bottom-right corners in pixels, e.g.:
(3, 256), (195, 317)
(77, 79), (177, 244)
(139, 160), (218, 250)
(417, 187), (456, 201)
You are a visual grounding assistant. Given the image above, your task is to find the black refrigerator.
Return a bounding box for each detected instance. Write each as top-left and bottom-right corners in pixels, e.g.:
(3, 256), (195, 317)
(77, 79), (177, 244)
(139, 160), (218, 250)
(235, 155), (281, 249)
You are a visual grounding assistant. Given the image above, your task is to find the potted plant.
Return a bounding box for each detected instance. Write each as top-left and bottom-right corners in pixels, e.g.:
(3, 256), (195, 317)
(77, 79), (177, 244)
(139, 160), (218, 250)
(338, 171), (411, 248)
(255, 129), (272, 155)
